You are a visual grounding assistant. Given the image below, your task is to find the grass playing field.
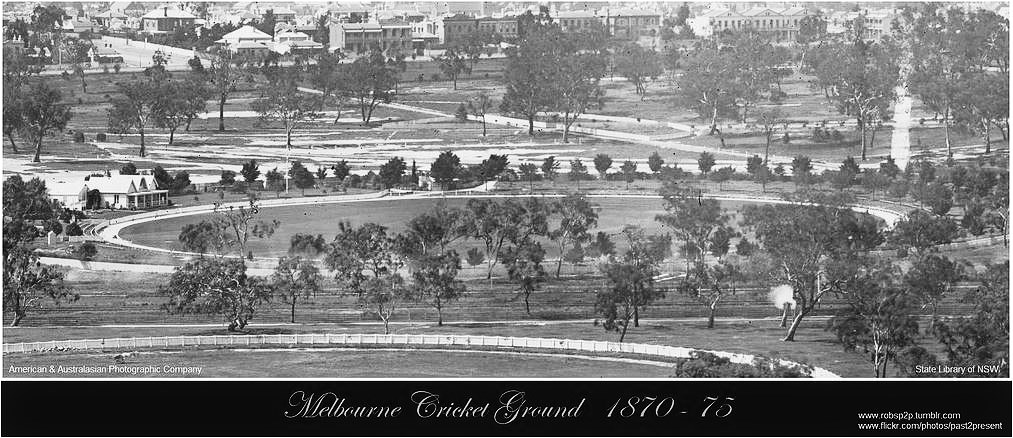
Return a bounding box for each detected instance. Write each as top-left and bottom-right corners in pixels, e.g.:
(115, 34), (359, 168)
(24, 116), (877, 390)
(117, 196), (757, 259)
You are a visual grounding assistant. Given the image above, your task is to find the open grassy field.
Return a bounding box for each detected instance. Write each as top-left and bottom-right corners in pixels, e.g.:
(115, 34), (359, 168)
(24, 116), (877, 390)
(3, 347), (679, 378)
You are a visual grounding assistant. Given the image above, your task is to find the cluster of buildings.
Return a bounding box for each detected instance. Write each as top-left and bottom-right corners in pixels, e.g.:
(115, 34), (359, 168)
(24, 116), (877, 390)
(11, 2), (1004, 62)
(328, 6), (663, 55)
(3, 2), (668, 60)
(213, 24), (323, 58)
(688, 6), (815, 40)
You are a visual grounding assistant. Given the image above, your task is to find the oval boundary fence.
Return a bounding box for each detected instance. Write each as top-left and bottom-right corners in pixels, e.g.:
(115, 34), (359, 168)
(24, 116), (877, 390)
(3, 333), (840, 379)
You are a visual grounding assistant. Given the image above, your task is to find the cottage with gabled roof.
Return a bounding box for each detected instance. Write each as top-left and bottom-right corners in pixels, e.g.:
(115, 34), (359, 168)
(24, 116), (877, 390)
(85, 174), (169, 210)
(49, 173), (170, 210)
(216, 25), (273, 57)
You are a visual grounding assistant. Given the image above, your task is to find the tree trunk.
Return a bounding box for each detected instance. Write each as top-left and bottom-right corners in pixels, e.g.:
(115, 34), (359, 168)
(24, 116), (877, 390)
(286, 128), (292, 149)
(556, 255), (564, 278)
(218, 95), (227, 131)
(943, 112), (952, 157)
(618, 321), (629, 342)
(10, 313), (24, 327)
(32, 136), (43, 162)
(7, 135), (18, 153)
(168, 127), (176, 145)
(452, 76), (457, 90)
(528, 115), (534, 136)
(364, 104), (375, 126)
(437, 305), (443, 326)
(782, 309), (807, 341)
(290, 299), (296, 323)
(983, 120), (991, 154)
(764, 134), (771, 165)
(708, 104), (719, 135)
(779, 303), (791, 327)
(873, 345), (883, 378)
(859, 121), (867, 161)
(482, 115), (487, 137)
(880, 351), (890, 378)
(633, 306), (639, 328)
(707, 303), (716, 329)
(524, 292), (530, 315)
(382, 318), (390, 335)
(139, 128), (146, 157)
(185, 117), (193, 132)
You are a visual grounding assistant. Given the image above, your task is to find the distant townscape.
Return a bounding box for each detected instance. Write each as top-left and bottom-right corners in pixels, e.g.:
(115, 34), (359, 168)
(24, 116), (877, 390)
(2, 2), (1008, 379)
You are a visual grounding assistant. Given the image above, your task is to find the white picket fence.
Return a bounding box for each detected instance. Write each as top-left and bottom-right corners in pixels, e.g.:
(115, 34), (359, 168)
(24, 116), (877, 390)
(1, 333), (839, 378)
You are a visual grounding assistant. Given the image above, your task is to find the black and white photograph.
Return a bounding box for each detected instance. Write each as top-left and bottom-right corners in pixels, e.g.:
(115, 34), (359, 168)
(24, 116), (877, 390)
(1, 0), (1010, 433)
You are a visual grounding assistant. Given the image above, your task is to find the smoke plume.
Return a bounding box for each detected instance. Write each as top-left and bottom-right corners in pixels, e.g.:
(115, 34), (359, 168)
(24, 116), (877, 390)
(768, 285), (795, 310)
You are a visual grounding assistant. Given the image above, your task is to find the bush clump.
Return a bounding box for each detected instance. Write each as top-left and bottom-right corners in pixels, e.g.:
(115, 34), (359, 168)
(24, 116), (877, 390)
(670, 351), (812, 378)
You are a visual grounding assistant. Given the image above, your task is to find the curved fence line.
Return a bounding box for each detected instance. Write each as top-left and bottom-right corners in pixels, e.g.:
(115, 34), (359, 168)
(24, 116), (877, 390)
(2, 333), (840, 379)
(62, 191), (908, 273)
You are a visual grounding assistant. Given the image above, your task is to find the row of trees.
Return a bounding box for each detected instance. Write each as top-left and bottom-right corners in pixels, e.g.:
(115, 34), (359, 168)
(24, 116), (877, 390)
(171, 194), (601, 330)
(4, 44), (409, 161)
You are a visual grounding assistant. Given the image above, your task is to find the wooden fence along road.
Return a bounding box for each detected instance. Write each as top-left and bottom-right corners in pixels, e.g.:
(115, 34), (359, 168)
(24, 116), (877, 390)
(1, 333), (841, 379)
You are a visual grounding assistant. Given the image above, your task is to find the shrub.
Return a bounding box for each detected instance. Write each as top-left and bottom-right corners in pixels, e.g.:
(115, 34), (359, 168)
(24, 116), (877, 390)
(120, 162), (137, 175)
(64, 222), (83, 236)
(466, 248), (485, 266)
(671, 351), (812, 378)
(73, 242), (98, 261)
(73, 132), (85, 143)
(96, 132), (107, 141)
(43, 218), (63, 235)
(59, 209), (86, 222)
(220, 170), (237, 185)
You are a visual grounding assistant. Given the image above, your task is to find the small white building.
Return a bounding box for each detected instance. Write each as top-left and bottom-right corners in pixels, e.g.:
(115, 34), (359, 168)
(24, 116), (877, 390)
(48, 181), (89, 210)
(272, 30), (324, 54)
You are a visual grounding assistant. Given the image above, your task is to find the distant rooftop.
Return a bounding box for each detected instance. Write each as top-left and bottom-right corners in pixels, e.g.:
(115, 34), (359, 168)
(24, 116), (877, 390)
(141, 6), (196, 19)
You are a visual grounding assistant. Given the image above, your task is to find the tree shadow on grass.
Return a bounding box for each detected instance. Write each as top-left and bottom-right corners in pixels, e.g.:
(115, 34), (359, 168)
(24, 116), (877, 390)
(189, 327), (296, 336)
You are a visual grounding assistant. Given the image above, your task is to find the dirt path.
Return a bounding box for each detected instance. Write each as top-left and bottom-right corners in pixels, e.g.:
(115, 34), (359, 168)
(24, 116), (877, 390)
(890, 84), (914, 169)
